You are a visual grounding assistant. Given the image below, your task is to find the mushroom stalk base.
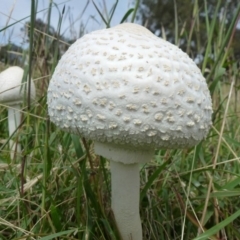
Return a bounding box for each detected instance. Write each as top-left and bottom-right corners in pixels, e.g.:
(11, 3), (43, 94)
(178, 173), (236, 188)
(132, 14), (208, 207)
(94, 142), (154, 240)
(111, 161), (142, 240)
(8, 105), (21, 160)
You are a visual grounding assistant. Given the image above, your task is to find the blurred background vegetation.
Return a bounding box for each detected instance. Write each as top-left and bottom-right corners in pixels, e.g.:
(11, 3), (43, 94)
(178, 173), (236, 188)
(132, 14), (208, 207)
(0, 0), (240, 239)
(139, 0), (240, 58)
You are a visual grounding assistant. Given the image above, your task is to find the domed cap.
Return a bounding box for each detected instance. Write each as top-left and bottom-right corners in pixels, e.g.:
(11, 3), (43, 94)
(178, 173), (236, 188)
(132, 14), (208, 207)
(0, 66), (36, 106)
(47, 23), (212, 149)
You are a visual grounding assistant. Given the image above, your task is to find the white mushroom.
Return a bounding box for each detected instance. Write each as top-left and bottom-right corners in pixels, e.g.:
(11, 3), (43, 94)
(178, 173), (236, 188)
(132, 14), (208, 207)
(0, 66), (36, 160)
(47, 23), (213, 240)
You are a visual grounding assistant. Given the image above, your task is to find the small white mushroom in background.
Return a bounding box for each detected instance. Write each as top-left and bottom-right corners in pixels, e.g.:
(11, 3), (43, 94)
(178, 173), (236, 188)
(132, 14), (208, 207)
(47, 23), (213, 240)
(0, 66), (36, 160)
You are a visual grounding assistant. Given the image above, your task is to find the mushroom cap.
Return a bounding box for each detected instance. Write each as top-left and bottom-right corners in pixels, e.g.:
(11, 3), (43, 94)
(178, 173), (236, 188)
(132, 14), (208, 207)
(47, 23), (212, 149)
(0, 66), (36, 106)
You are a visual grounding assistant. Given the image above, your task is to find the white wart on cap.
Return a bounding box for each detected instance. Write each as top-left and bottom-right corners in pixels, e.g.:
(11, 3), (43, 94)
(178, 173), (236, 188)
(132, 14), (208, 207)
(47, 23), (212, 150)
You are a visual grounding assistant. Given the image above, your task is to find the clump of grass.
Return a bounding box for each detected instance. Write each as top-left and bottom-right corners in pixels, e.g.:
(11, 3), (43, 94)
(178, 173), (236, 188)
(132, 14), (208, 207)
(0, 1), (240, 240)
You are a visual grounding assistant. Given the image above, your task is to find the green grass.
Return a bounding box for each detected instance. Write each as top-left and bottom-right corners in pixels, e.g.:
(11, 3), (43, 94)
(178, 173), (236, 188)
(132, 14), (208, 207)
(0, 0), (240, 239)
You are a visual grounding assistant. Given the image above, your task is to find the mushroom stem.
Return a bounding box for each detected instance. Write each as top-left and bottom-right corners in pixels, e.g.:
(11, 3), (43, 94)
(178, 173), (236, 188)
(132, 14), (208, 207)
(94, 142), (154, 240)
(110, 161), (142, 240)
(8, 104), (21, 160)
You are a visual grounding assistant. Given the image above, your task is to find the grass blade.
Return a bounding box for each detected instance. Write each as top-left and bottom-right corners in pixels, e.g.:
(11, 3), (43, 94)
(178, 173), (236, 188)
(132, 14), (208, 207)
(193, 209), (240, 240)
(120, 8), (134, 23)
(140, 159), (169, 202)
(39, 229), (77, 240)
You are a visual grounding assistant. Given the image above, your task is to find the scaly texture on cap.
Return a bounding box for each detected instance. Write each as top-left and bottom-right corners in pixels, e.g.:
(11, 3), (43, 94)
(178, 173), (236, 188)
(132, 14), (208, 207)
(0, 66), (36, 106)
(47, 23), (212, 149)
